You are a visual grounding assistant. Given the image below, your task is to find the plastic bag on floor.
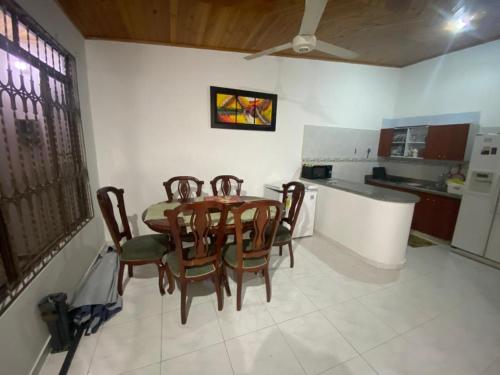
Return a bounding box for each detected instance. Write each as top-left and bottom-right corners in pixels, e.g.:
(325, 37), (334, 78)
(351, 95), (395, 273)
(70, 247), (122, 334)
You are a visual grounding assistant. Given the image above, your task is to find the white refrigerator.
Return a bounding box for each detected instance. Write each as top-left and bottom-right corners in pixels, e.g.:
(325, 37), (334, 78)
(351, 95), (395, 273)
(264, 182), (317, 238)
(452, 134), (500, 263)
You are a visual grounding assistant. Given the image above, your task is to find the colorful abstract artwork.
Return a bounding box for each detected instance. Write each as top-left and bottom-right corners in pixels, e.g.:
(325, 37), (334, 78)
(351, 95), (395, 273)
(210, 86), (277, 131)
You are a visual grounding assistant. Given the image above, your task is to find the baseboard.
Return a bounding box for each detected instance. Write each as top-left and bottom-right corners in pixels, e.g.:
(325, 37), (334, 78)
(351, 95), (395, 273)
(29, 336), (51, 375)
(451, 247), (500, 270)
(410, 229), (450, 246)
(29, 242), (108, 375)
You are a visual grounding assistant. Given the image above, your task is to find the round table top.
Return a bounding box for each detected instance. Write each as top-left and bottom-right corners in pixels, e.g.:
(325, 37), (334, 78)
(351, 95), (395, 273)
(142, 195), (266, 233)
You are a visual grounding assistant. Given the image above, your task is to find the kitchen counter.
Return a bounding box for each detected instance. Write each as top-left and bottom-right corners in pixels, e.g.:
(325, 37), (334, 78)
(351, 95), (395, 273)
(301, 178), (420, 204)
(365, 175), (462, 199)
(303, 178), (416, 269)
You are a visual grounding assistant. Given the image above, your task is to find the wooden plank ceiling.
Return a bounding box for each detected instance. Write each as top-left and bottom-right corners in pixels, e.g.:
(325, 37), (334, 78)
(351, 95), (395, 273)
(57, 0), (500, 67)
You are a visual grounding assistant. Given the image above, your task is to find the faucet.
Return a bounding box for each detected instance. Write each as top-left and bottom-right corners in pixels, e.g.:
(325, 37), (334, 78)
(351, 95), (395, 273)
(436, 171), (448, 189)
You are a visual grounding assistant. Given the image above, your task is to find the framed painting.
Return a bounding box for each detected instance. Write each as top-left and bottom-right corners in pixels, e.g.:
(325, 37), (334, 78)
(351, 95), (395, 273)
(210, 86), (277, 131)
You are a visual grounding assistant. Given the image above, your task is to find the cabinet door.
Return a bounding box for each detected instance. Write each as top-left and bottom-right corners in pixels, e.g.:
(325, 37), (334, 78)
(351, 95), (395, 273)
(446, 124), (470, 160)
(431, 196), (461, 240)
(424, 124), (469, 161)
(378, 128), (393, 157)
(411, 192), (425, 231)
(413, 193), (435, 234)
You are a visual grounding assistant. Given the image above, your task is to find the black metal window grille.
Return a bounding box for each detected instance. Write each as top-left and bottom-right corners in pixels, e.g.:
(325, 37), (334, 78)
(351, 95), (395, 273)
(0, 0), (92, 315)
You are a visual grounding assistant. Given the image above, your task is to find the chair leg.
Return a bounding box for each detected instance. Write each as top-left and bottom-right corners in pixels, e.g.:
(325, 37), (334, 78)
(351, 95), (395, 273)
(213, 271), (223, 311)
(279, 245), (283, 256)
(288, 241), (294, 268)
(222, 264), (231, 297)
(128, 264), (133, 278)
(236, 270), (243, 311)
(164, 263), (175, 294)
(180, 279), (188, 324)
(263, 266), (271, 302)
(117, 262), (125, 296)
(157, 263), (165, 295)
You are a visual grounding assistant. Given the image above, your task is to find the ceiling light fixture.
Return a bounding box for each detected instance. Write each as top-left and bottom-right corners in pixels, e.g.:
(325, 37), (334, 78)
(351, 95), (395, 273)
(445, 7), (475, 33)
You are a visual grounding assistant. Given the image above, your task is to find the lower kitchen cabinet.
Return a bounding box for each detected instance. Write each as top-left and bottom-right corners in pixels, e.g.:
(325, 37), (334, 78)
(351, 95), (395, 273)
(367, 181), (461, 240)
(413, 193), (461, 240)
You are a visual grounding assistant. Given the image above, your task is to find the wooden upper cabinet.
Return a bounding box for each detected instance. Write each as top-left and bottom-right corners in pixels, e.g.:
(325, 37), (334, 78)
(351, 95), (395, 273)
(423, 124), (469, 161)
(378, 128), (393, 157)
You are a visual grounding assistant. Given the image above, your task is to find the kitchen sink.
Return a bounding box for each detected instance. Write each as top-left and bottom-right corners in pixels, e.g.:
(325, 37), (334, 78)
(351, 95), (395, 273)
(373, 177), (448, 193)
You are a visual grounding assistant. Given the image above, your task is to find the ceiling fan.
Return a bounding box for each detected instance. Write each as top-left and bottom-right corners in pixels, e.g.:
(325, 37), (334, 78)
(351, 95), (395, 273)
(244, 0), (358, 61)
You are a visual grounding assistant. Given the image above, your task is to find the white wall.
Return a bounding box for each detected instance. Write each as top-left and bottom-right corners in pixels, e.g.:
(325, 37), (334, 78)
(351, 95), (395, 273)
(395, 40), (500, 130)
(2, 4), (499, 372)
(0, 2), (104, 375)
(383, 39), (500, 182)
(85, 40), (399, 234)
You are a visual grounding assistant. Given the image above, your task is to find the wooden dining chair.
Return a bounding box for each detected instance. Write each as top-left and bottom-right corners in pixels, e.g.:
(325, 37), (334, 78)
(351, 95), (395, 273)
(165, 201), (228, 324)
(97, 186), (173, 296)
(272, 182), (305, 268)
(222, 200), (283, 310)
(210, 175), (244, 196)
(163, 176), (204, 202)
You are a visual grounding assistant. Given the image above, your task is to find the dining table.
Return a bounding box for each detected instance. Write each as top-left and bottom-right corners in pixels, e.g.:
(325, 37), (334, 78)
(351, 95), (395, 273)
(142, 195), (273, 234)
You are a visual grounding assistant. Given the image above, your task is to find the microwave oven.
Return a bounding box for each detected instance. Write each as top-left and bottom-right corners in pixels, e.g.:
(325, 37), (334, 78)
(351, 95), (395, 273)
(301, 164), (332, 180)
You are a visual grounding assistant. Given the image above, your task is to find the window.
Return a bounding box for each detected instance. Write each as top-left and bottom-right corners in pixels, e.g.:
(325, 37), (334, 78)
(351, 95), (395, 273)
(0, 0), (92, 314)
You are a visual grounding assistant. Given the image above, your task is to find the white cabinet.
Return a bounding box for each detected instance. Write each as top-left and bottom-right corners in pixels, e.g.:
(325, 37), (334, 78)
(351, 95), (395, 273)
(264, 183), (317, 238)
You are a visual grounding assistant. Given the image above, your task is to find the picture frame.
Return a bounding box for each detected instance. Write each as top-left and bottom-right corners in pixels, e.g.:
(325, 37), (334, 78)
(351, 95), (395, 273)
(210, 86), (277, 131)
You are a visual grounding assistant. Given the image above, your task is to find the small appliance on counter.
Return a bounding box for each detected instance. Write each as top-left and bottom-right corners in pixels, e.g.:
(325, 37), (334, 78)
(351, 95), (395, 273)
(264, 182), (318, 238)
(301, 164), (332, 180)
(452, 134), (500, 264)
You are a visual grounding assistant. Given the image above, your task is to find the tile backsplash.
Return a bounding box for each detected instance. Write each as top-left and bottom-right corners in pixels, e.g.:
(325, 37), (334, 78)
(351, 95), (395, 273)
(301, 124), (468, 184)
(379, 160), (467, 182)
(330, 161), (380, 183)
(302, 125), (379, 161)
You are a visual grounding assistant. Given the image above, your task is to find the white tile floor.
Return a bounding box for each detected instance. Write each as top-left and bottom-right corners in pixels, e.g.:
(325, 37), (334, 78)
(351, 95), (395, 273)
(39, 235), (500, 375)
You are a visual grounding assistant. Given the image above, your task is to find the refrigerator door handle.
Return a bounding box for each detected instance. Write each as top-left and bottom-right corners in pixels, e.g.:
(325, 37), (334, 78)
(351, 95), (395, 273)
(492, 175), (500, 214)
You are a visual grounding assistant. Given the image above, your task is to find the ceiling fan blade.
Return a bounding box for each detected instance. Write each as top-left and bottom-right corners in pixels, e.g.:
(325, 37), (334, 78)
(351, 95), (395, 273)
(299, 0), (328, 35)
(315, 40), (359, 60)
(244, 42), (293, 60)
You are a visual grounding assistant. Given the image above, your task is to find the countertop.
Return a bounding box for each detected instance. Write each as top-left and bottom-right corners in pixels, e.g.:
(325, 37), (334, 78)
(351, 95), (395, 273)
(365, 175), (462, 199)
(301, 178), (420, 204)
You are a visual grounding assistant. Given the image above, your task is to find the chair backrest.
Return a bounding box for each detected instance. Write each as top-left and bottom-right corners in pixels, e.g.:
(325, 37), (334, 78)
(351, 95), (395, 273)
(210, 175), (244, 196)
(96, 186), (132, 254)
(231, 199), (283, 268)
(163, 176), (204, 202)
(165, 201), (228, 276)
(281, 181), (305, 234)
